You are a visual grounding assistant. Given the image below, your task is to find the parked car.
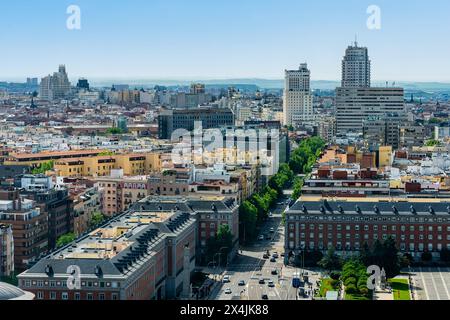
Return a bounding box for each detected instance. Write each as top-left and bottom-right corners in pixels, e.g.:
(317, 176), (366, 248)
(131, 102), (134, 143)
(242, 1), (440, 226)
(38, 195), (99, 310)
(272, 252), (279, 258)
(263, 253), (269, 259)
(269, 227), (275, 233)
(238, 280), (245, 286)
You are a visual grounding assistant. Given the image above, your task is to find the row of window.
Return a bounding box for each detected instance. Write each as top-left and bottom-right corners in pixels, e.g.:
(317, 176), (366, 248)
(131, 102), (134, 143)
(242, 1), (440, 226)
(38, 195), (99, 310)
(36, 291), (119, 300)
(22, 280), (120, 289)
(288, 241), (450, 252)
(289, 232), (450, 241)
(289, 223), (450, 232)
(289, 215), (450, 223)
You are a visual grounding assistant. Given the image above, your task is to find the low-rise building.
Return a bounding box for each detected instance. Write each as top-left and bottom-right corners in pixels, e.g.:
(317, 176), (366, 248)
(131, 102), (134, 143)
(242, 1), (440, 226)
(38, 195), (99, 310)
(54, 152), (162, 178)
(285, 197), (450, 261)
(17, 205), (196, 300)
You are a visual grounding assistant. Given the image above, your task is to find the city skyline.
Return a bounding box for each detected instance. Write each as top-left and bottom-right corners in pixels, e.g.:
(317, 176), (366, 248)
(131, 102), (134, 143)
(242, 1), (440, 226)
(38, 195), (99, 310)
(1, 0), (450, 81)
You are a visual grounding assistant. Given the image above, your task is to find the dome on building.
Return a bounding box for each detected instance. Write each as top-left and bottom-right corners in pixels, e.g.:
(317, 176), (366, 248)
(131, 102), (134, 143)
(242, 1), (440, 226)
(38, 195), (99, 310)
(0, 282), (35, 300)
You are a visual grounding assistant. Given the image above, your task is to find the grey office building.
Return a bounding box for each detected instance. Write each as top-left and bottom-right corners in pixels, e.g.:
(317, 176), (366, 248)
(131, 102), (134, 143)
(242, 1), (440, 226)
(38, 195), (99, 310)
(158, 107), (234, 139)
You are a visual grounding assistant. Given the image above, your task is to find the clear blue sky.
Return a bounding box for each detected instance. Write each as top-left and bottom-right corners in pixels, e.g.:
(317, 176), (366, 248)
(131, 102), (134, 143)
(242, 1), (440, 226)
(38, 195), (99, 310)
(1, 0), (449, 82)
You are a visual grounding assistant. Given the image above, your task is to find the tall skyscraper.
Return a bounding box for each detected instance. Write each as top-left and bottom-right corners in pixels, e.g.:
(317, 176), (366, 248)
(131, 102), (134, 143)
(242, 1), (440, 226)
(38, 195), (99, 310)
(39, 65), (71, 100)
(336, 42), (406, 138)
(341, 41), (371, 88)
(283, 63), (313, 127)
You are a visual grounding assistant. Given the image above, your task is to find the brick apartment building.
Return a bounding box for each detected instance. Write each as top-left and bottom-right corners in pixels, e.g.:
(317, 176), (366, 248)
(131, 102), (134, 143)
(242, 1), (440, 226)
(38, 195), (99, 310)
(0, 189), (48, 271)
(135, 196), (240, 264)
(285, 197), (450, 262)
(17, 204), (196, 300)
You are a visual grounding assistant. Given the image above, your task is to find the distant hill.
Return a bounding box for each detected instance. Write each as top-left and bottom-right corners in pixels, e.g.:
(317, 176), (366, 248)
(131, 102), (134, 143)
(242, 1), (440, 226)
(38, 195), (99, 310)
(88, 78), (450, 93)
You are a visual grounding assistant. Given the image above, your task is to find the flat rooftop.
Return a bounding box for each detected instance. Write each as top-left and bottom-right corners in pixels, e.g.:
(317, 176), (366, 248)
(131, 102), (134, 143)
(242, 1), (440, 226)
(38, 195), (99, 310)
(54, 210), (176, 260)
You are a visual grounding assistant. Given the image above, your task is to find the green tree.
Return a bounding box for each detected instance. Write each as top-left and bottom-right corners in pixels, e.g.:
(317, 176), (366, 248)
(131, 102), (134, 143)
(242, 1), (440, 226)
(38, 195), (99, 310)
(318, 248), (342, 272)
(239, 200), (258, 243)
(249, 194), (267, 220)
(32, 160), (54, 174)
(90, 212), (105, 227)
(381, 237), (401, 278)
(288, 137), (325, 174)
(440, 247), (450, 262)
(425, 139), (440, 147)
(107, 127), (124, 135)
(421, 251), (432, 262)
(205, 224), (233, 266)
(56, 232), (76, 247)
(292, 177), (304, 200)
(98, 150), (115, 156)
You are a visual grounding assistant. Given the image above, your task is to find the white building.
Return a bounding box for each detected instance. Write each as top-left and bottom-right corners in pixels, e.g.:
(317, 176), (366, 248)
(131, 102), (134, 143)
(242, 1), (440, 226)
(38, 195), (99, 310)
(283, 63), (313, 127)
(39, 65), (71, 101)
(336, 87), (406, 135)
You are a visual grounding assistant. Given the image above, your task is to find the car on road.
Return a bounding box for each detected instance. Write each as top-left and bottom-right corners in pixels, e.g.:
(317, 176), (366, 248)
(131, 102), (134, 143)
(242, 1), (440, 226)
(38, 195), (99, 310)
(269, 227), (274, 233)
(271, 269), (278, 275)
(258, 235), (264, 241)
(225, 288), (232, 294)
(270, 257), (276, 262)
(222, 275), (230, 283)
(238, 280), (245, 286)
(263, 253), (269, 259)
(261, 294), (269, 300)
(258, 279), (265, 284)
(268, 280), (275, 288)
(272, 252), (279, 259)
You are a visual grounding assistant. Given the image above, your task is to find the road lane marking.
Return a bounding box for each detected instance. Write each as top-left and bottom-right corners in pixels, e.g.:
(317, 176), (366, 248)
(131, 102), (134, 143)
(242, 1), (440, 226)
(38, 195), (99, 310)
(437, 267), (450, 300)
(419, 267), (429, 300)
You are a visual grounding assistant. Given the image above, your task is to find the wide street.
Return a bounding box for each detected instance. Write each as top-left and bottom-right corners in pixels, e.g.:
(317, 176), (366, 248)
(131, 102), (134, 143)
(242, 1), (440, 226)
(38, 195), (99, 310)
(209, 196), (319, 301)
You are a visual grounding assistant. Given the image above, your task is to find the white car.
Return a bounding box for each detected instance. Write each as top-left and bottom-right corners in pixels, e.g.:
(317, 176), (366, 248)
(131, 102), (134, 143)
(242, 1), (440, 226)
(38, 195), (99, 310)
(222, 275), (230, 283)
(225, 288), (232, 294)
(258, 235), (264, 241)
(268, 280), (275, 288)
